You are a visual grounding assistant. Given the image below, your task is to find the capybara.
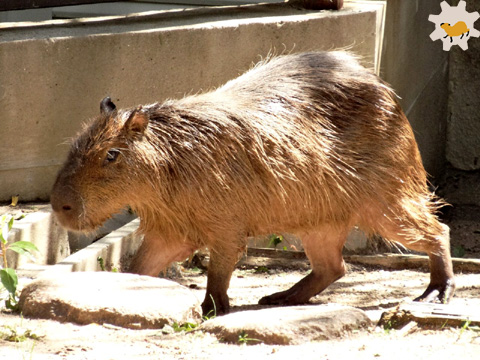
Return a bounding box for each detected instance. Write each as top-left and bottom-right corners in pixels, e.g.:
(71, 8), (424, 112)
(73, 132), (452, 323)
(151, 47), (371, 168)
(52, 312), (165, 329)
(51, 51), (455, 315)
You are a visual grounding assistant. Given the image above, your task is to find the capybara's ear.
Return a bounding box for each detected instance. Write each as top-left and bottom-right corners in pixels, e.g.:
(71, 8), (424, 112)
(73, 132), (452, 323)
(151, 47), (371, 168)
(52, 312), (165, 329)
(100, 97), (116, 115)
(124, 107), (149, 137)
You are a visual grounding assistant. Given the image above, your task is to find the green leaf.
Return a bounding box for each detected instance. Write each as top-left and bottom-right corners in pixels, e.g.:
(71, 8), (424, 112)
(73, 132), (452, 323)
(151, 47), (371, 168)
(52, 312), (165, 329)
(452, 245), (466, 258)
(8, 241), (39, 254)
(1, 215), (14, 244)
(268, 234), (283, 248)
(172, 322), (198, 332)
(8, 241), (39, 262)
(97, 256), (106, 271)
(0, 268), (18, 295)
(5, 295), (19, 312)
(1, 216), (9, 244)
(7, 216), (14, 231)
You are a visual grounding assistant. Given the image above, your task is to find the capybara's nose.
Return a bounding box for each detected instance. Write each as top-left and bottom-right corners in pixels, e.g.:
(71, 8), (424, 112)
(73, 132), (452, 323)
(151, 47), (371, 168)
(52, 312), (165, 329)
(52, 202), (74, 214)
(50, 187), (82, 229)
(51, 195), (74, 215)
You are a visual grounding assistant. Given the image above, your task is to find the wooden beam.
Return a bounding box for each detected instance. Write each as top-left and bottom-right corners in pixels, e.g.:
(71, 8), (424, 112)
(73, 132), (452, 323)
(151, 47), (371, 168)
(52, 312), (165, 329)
(247, 247), (307, 260)
(379, 302), (480, 328)
(287, 0), (344, 10)
(247, 249), (480, 273)
(345, 254), (480, 273)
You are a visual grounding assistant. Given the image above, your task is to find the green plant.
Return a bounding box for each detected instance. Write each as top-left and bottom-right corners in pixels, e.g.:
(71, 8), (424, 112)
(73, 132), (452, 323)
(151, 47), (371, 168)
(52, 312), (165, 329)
(268, 234), (284, 248)
(238, 330), (261, 345)
(455, 319), (480, 343)
(254, 266), (270, 274)
(457, 319), (471, 341)
(97, 256), (106, 271)
(0, 324), (41, 343)
(203, 293), (217, 321)
(0, 215), (39, 311)
(172, 321), (199, 332)
(202, 310), (216, 322)
(452, 245), (466, 258)
(155, 296), (217, 337)
(97, 256), (119, 273)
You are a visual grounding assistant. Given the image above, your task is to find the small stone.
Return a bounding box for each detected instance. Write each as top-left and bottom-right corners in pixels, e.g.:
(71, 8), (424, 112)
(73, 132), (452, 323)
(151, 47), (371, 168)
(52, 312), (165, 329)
(19, 272), (201, 329)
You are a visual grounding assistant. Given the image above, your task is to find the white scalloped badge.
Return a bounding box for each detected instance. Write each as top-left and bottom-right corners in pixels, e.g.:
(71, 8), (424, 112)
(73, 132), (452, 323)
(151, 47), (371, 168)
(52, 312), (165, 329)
(429, 1), (479, 51)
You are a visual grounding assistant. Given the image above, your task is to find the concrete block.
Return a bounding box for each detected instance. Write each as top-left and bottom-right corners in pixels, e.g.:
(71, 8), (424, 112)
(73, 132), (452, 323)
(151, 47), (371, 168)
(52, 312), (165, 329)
(446, 0), (480, 170)
(247, 228), (370, 253)
(67, 210), (137, 253)
(406, 60), (449, 178)
(344, 227), (368, 252)
(5, 209), (70, 269)
(379, 0), (449, 178)
(41, 219), (143, 276)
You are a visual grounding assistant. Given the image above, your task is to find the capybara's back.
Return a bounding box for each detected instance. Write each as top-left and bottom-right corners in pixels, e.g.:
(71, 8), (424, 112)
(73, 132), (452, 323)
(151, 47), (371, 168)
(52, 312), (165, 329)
(51, 52), (455, 315)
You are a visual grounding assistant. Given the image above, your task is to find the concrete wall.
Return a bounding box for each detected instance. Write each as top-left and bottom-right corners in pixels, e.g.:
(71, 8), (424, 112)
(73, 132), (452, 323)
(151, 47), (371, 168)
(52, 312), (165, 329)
(0, 2), (383, 202)
(446, 0), (480, 171)
(379, 0), (450, 179)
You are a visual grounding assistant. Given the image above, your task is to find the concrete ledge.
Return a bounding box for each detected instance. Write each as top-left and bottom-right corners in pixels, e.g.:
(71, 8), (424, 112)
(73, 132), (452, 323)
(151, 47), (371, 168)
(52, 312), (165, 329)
(40, 219), (143, 277)
(5, 208), (70, 269)
(248, 227), (368, 252)
(7, 212), (367, 277)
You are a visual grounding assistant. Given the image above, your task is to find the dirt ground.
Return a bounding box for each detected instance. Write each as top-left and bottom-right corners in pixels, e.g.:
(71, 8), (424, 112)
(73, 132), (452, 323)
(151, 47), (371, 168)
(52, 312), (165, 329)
(1, 259), (480, 360)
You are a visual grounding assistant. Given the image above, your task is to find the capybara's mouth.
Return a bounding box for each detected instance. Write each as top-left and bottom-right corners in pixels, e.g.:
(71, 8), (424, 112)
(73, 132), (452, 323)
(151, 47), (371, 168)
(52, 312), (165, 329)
(52, 210), (109, 233)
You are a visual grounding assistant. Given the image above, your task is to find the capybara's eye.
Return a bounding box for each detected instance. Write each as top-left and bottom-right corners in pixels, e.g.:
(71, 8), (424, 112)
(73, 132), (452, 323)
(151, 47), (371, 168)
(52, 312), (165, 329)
(104, 149), (120, 165)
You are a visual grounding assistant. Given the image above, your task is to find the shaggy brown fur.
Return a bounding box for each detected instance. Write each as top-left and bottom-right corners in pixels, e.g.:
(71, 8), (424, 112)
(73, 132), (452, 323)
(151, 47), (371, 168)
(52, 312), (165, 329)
(51, 51), (455, 315)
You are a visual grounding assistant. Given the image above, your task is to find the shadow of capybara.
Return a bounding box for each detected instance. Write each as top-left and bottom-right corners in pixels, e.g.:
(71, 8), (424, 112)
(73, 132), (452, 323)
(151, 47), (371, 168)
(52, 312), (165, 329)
(50, 51), (455, 315)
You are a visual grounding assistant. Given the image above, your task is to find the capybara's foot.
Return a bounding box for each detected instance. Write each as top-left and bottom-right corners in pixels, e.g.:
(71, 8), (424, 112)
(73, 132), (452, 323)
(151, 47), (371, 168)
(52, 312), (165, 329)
(414, 278), (456, 304)
(414, 242), (456, 304)
(201, 292), (230, 316)
(258, 272), (332, 306)
(258, 289), (308, 306)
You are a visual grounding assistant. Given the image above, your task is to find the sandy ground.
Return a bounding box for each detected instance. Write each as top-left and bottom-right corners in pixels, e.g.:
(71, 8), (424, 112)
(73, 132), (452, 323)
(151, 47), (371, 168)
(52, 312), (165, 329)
(1, 261), (480, 360)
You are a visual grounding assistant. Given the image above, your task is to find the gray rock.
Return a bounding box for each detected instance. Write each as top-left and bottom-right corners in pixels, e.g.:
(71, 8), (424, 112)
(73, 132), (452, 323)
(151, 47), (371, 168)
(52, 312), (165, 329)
(19, 272), (201, 329)
(201, 304), (371, 345)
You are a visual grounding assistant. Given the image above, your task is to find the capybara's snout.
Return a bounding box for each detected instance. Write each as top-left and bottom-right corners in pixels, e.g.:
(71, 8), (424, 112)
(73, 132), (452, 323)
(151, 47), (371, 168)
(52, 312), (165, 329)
(50, 182), (85, 231)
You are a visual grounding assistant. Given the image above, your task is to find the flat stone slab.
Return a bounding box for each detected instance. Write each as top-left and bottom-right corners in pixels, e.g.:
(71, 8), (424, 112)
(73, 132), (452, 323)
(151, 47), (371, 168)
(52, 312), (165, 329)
(201, 304), (372, 345)
(19, 272), (201, 329)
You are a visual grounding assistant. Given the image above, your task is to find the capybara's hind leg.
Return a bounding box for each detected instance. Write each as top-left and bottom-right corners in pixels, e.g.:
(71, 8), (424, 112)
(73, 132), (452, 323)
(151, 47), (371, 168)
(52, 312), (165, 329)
(259, 227), (348, 306)
(379, 217), (455, 304)
(413, 223), (456, 303)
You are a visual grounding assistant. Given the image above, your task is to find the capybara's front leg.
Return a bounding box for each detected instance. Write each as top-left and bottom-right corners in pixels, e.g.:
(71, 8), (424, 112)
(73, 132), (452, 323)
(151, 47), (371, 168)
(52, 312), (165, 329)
(202, 245), (242, 316)
(259, 227), (348, 306)
(129, 233), (194, 276)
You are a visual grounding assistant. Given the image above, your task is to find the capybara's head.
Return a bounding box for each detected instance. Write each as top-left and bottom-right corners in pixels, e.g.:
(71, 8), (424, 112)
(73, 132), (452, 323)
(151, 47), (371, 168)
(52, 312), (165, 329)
(50, 97), (151, 232)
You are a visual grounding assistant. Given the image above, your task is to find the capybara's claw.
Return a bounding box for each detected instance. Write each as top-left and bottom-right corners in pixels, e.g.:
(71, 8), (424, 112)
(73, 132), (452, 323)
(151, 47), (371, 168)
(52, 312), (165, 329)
(259, 293), (288, 306)
(414, 279), (456, 304)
